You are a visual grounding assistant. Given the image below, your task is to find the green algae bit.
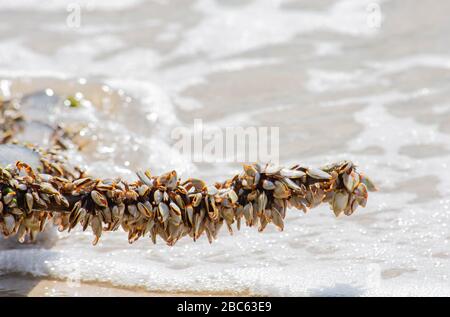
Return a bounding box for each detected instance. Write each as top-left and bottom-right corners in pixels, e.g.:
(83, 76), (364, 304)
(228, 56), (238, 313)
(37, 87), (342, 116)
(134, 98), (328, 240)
(64, 96), (80, 108)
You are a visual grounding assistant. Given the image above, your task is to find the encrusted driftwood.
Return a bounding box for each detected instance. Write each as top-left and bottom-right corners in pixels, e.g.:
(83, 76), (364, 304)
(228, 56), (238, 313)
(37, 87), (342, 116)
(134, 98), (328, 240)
(0, 94), (377, 246)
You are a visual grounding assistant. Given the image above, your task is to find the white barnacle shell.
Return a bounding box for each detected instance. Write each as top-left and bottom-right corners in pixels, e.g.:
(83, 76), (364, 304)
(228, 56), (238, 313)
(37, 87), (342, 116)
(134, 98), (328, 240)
(262, 179), (276, 190)
(343, 172), (358, 192)
(158, 202), (170, 223)
(91, 190), (108, 208)
(306, 168), (332, 180)
(332, 191), (349, 217)
(280, 168), (306, 178)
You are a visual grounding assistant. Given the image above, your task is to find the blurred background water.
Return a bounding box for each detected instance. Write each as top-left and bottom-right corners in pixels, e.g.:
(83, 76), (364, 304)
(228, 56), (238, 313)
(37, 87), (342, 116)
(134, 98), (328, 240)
(1, 0), (450, 296)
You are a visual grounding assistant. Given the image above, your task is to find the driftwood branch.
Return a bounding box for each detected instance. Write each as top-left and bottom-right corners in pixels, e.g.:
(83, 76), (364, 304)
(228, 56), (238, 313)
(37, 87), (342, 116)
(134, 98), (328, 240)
(0, 154), (377, 245)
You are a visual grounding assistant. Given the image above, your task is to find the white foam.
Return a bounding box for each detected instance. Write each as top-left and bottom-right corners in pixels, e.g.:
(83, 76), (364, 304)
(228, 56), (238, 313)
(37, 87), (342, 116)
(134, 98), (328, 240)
(0, 0), (145, 12)
(174, 0), (379, 59)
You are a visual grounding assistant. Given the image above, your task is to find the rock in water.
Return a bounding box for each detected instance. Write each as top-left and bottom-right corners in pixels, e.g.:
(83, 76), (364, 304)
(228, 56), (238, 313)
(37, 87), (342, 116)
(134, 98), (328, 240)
(20, 89), (62, 123)
(16, 90), (65, 147)
(0, 144), (41, 168)
(15, 121), (56, 147)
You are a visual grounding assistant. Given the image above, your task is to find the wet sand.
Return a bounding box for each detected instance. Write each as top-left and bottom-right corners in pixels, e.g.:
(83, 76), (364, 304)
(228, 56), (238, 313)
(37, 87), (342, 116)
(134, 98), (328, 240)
(0, 274), (244, 297)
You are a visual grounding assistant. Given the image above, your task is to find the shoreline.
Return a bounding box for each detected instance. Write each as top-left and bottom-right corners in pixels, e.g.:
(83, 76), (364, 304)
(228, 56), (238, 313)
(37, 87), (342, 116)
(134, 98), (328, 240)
(0, 273), (250, 297)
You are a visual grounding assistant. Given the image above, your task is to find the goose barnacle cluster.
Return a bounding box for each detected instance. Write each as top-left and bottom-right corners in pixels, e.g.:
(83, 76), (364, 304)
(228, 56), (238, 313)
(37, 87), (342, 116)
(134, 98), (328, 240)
(0, 91), (377, 246)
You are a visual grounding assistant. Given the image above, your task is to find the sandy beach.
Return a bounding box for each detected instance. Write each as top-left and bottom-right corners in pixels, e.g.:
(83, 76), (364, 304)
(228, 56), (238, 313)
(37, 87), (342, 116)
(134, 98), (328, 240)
(0, 274), (247, 297)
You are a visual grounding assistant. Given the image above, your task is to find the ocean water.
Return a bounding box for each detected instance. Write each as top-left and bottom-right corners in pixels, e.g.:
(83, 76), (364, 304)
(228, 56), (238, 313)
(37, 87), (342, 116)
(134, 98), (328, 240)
(1, 0), (450, 296)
